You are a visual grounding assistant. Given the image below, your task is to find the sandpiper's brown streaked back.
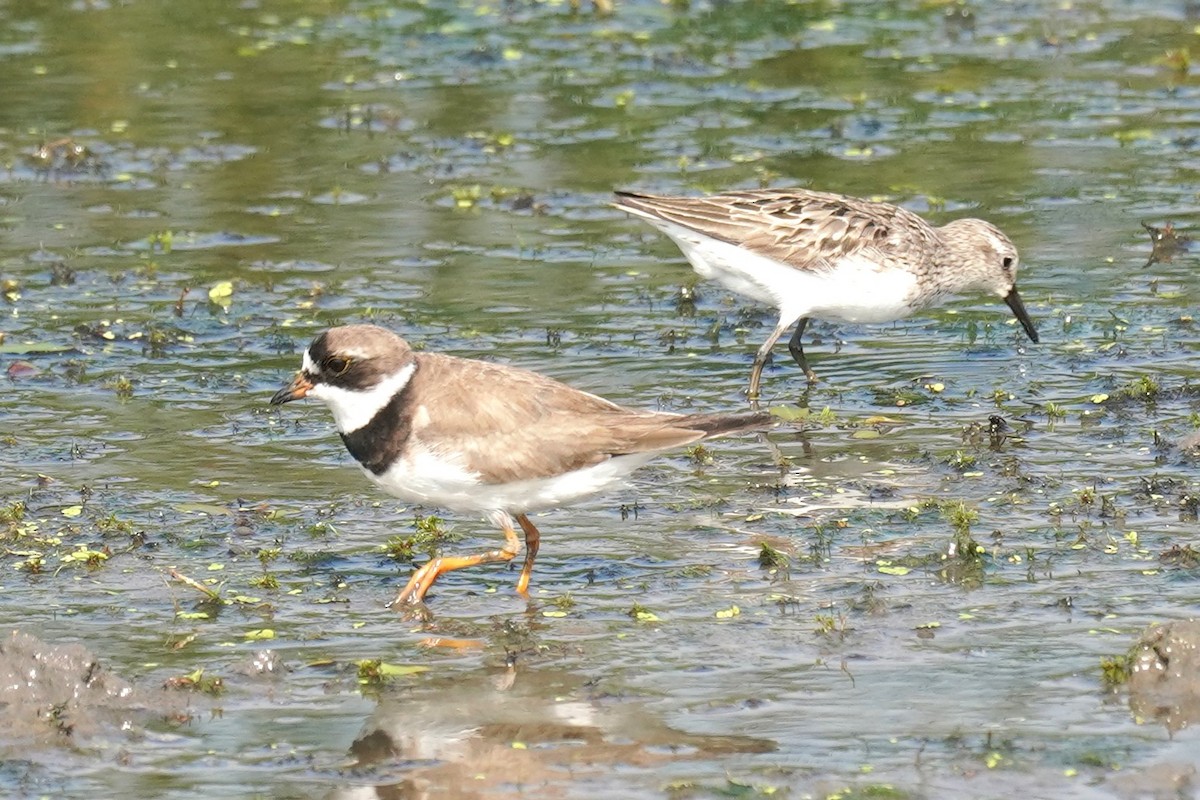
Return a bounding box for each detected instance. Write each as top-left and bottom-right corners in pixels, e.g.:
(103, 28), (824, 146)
(615, 188), (1039, 399)
(270, 324), (773, 605)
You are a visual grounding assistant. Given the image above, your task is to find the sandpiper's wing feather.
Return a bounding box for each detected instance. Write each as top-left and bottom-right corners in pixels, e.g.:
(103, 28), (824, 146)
(411, 354), (767, 484)
(615, 188), (937, 272)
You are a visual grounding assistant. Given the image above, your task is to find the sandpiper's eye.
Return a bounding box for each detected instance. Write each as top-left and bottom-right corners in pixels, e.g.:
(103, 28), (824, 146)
(1002, 256), (1014, 269)
(324, 356), (351, 376)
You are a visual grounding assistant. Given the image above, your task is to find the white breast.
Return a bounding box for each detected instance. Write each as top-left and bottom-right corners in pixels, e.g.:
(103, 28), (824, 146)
(777, 251), (922, 324)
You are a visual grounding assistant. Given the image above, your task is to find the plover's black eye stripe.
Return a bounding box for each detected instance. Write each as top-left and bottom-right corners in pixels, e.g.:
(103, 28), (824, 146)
(324, 356), (351, 376)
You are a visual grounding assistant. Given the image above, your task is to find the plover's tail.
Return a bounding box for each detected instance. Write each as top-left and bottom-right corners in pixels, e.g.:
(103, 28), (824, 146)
(675, 410), (775, 439)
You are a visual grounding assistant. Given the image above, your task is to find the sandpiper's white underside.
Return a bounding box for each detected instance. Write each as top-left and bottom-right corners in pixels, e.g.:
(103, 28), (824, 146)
(652, 219), (923, 326)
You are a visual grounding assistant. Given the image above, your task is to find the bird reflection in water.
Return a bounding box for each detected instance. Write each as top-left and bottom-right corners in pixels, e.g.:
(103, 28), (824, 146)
(326, 661), (775, 799)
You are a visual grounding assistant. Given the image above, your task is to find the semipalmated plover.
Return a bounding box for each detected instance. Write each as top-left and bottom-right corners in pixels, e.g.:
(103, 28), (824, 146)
(615, 188), (1039, 398)
(270, 324), (772, 605)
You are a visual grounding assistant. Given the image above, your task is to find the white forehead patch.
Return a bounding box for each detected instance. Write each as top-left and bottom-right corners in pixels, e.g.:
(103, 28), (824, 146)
(308, 361), (416, 434)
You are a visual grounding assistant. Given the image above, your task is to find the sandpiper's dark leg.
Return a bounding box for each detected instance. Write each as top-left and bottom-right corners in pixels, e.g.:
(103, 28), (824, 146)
(749, 318), (795, 401)
(786, 317), (817, 382)
(514, 513), (541, 596)
(390, 518), (522, 606)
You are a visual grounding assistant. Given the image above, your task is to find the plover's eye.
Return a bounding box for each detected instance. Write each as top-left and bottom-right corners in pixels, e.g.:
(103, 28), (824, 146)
(323, 356), (352, 376)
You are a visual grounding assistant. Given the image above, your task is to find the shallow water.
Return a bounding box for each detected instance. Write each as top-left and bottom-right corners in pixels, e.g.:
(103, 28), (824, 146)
(2, 0), (1200, 797)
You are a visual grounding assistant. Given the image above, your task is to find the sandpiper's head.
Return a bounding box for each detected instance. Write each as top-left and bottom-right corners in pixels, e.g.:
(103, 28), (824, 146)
(939, 218), (1038, 343)
(270, 324), (418, 433)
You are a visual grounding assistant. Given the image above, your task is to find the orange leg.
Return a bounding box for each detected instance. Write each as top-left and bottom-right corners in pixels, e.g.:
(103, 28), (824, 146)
(514, 513), (541, 596)
(390, 520), (522, 606)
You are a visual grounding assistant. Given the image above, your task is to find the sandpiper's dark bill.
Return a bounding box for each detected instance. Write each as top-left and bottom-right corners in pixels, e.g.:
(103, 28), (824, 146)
(615, 188), (1039, 398)
(270, 324), (774, 605)
(1002, 288), (1039, 343)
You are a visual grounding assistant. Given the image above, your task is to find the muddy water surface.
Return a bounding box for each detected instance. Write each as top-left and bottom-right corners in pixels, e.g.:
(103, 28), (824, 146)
(2, 1), (1200, 798)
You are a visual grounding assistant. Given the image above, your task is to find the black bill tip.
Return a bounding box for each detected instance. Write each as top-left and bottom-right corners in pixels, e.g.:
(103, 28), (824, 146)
(1003, 287), (1039, 343)
(270, 373), (312, 405)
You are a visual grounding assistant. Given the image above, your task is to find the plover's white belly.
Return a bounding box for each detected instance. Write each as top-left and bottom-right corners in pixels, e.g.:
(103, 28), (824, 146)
(366, 447), (656, 514)
(662, 225), (921, 325)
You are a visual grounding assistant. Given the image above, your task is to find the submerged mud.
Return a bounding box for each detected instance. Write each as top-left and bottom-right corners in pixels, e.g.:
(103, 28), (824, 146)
(1129, 619), (1200, 736)
(0, 629), (191, 754)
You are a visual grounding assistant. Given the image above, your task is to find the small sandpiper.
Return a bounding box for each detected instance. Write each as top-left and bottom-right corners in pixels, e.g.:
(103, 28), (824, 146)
(615, 188), (1039, 399)
(270, 324), (773, 605)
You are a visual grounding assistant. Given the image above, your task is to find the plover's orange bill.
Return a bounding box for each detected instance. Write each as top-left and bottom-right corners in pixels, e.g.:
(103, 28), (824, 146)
(271, 324), (773, 605)
(615, 188), (1039, 399)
